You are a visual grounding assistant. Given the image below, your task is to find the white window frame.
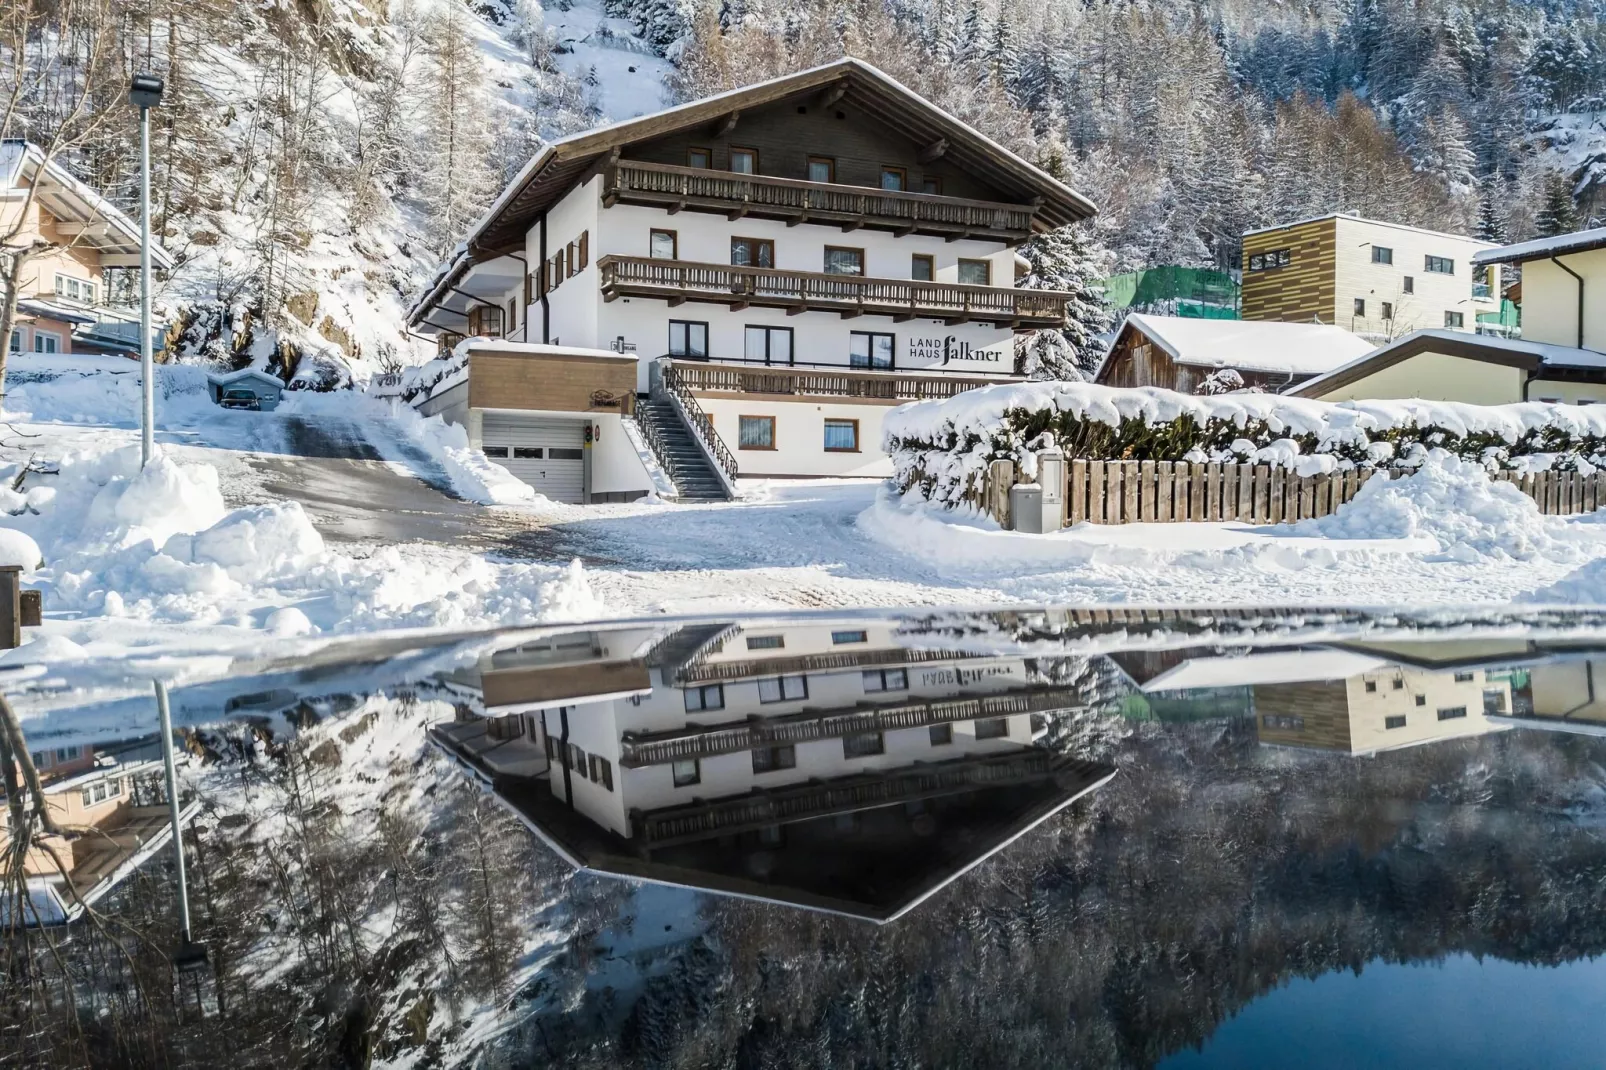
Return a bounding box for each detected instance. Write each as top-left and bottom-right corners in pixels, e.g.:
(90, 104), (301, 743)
(53, 273), (96, 304)
(32, 330), (62, 354)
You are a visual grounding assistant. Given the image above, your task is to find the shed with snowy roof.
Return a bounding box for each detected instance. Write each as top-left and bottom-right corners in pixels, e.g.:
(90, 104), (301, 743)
(207, 368), (285, 411)
(1093, 313), (1375, 395)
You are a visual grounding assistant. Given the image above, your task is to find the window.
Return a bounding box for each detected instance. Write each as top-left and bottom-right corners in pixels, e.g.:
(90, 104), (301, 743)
(1453, 671), (1475, 682)
(1425, 255), (1454, 274)
(758, 675), (808, 703)
(568, 743), (588, 778)
(729, 147), (758, 174)
(32, 332), (59, 354)
(824, 419), (859, 452)
(1415, 694), (1427, 706)
(668, 320), (709, 358)
(1472, 263), (1492, 298)
(849, 331), (894, 369)
(687, 147), (711, 168)
(843, 731), (885, 758)
(684, 683), (724, 712)
(549, 447), (583, 461)
(958, 259), (991, 286)
(7, 330), (19, 353)
(672, 759), (701, 787)
(1261, 714), (1304, 731)
(1391, 677), (1404, 690)
(1247, 248), (1291, 271)
(929, 723), (953, 745)
(863, 667), (907, 692)
(54, 274), (96, 303)
(919, 175), (942, 195)
(467, 305), (503, 337)
(751, 745), (796, 773)
(807, 156), (835, 183)
(832, 629), (868, 644)
(746, 635), (784, 650)
(880, 166), (906, 191)
(1403, 275), (1415, 294)
(824, 246), (865, 275)
(588, 754), (615, 791)
(543, 731), (555, 760)
(744, 325), (792, 365)
(1364, 680), (1377, 693)
(513, 447), (543, 459)
(974, 717), (1009, 740)
(1385, 715), (1407, 730)
(1353, 298), (1366, 317)
(650, 229), (678, 259)
(1382, 302), (1393, 320)
(738, 415), (775, 450)
(1437, 706), (1468, 721)
(1371, 246), (1393, 265)
(1483, 689), (1507, 715)
(1444, 311), (1464, 329)
(731, 237), (774, 269)
(911, 254), (934, 282)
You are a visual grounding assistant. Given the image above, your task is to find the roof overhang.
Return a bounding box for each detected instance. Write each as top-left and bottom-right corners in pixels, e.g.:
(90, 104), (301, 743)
(408, 254), (526, 331)
(2, 141), (174, 269)
(1474, 227), (1606, 267)
(1283, 330), (1605, 398)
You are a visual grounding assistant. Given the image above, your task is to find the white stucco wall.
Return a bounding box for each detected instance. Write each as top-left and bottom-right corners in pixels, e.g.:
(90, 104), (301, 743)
(1309, 350), (1525, 404)
(1527, 378), (1606, 405)
(525, 174), (603, 347)
(1331, 217), (1497, 338)
(1520, 247), (1606, 351)
(590, 411), (656, 496)
(694, 396), (894, 477)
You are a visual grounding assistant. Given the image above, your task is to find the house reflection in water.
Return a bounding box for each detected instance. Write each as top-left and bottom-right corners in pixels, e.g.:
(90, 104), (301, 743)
(430, 621), (1115, 922)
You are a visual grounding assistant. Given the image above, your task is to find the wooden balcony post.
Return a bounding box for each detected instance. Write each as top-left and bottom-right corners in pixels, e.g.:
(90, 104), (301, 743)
(0, 566), (20, 650)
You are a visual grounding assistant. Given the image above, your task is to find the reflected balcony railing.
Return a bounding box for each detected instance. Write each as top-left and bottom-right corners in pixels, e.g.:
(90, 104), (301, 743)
(663, 358), (1019, 402)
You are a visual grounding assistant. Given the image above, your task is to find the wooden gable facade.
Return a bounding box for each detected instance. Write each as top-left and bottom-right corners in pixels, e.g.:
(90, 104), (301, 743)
(1096, 319), (1312, 395)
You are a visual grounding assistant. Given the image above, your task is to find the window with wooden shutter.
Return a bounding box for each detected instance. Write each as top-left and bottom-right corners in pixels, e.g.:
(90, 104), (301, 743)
(524, 271), (534, 305)
(566, 241), (576, 274)
(578, 230), (589, 271)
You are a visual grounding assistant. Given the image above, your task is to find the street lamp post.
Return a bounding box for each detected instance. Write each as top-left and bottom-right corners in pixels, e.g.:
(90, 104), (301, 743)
(129, 74), (164, 469)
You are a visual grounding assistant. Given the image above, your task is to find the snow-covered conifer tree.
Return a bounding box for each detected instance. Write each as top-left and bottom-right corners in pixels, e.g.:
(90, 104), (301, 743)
(1014, 224), (1113, 379)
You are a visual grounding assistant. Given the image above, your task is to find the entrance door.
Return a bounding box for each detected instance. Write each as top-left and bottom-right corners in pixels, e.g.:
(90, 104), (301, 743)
(480, 414), (586, 502)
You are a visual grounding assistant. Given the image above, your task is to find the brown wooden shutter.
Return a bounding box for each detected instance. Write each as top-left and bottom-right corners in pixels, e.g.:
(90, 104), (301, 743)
(524, 271), (534, 305)
(578, 230), (589, 271)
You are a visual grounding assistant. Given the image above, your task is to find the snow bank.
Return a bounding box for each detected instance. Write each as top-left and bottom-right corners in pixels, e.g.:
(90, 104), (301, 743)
(885, 380), (1606, 506)
(1291, 452), (1588, 564)
(5, 355), (214, 427)
(383, 402), (537, 506)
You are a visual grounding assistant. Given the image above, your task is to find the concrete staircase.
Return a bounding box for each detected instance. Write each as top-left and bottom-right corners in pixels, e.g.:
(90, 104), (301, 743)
(634, 396), (732, 502)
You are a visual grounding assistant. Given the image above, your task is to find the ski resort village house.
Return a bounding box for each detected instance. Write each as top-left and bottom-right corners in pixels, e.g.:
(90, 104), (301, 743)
(1290, 226), (1606, 404)
(2, 140), (173, 357)
(1094, 313), (1373, 394)
(403, 59), (1090, 503)
(430, 620), (1114, 920)
(1242, 213), (1499, 341)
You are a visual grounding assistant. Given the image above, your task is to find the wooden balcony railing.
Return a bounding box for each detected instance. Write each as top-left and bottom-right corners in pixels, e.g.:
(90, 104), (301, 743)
(666, 359), (1018, 403)
(598, 255), (1071, 328)
(629, 749), (1092, 847)
(604, 160), (1039, 240)
(677, 645), (972, 684)
(618, 686), (1086, 768)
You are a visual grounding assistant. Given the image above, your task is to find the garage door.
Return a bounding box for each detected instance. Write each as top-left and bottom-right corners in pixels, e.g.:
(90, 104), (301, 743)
(480, 413), (586, 503)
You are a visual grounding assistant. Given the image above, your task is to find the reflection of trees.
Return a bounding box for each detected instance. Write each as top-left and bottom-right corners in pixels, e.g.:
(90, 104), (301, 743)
(546, 723), (1606, 1069)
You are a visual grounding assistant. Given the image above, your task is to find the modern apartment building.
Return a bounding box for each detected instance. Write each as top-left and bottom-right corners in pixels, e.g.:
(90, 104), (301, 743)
(430, 620), (1115, 921)
(1241, 213), (1498, 341)
(403, 59), (1092, 503)
(1, 140), (173, 357)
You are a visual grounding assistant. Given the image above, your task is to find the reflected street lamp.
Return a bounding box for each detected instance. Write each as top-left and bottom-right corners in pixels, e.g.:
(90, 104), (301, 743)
(129, 74), (163, 469)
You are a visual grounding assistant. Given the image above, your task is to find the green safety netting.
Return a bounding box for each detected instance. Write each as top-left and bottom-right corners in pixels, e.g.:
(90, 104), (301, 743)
(1101, 265), (1241, 319)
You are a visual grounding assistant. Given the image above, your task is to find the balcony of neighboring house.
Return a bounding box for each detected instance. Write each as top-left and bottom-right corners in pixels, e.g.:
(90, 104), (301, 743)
(598, 255), (1071, 329)
(618, 685), (1087, 768)
(602, 160), (1042, 243)
(661, 357), (1020, 407)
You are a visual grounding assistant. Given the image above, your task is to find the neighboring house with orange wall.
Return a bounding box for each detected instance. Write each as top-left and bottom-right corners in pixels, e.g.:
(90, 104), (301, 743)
(1, 139), (174, 358)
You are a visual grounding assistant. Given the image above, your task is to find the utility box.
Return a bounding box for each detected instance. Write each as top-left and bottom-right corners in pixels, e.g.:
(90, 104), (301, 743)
(1011, 448), (1066, 533)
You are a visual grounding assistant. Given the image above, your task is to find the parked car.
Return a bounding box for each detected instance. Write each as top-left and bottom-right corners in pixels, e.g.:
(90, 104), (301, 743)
(219, 388), (261, 411)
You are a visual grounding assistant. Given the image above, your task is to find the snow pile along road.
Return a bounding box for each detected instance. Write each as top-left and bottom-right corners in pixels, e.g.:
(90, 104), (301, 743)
(1292, 451), (1590, 564)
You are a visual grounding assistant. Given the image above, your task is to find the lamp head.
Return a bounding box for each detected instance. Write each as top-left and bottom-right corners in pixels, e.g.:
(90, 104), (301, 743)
(129, 74), (164, 110)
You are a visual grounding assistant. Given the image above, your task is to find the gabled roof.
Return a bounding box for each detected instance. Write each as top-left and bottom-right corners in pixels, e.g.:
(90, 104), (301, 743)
(1100, 313), (1374, 379)
(1285, 329), (1606, 398)
(1, 140), (173, 268)
(467, 58), (1093, 256)
(207, 368), (285, 389)
(1473, 227), (1606, 266)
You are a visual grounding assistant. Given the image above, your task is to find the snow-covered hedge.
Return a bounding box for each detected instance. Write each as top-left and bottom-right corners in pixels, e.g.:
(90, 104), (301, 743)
(884, 382), (1606, 506)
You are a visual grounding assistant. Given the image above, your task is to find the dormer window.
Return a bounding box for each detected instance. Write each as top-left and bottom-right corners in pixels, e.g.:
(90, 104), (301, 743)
(54, 274), (96, 304)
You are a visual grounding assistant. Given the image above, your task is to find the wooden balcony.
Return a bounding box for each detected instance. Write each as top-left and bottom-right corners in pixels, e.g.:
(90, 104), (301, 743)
(603, 160), (1040, 241)
(667, 359), (1019, 404)
(598, 255), (1071, 328)
(629, 750), (1104, 848)
(677, 645), (973, 684)
(619, 686), (1086, 768)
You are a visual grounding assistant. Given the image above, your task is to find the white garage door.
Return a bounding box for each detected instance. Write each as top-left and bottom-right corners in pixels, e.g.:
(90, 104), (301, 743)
(480, 413), (586, 503)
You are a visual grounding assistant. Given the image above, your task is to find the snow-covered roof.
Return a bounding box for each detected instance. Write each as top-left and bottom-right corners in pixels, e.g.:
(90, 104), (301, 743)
(1243, 212), (1497, 247)
(16, 298), (96, 325)
(0, 140), (173, 268)
(207, 368), (285, 389)
(1473, 226), (1606, 266)
(460, 339), (637, 362)
(1108, 313), (1375, 377)
(1287, 329), (1606, 398)
(1141, 649), (1391, 693)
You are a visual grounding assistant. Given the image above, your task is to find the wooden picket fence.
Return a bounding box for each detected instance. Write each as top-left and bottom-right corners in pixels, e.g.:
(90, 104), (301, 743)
(974, 458), (1606, 528)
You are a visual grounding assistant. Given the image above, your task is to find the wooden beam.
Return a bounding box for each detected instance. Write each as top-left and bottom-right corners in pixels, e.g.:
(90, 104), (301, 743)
(893, 312), (916, 323)
(603, 290), (620, 303)
(668, 295), (687, 307)
(787, 212), (809, 228)
(668, 200), (685, 215)
(944, 314), (971, 326)
(713, 110), (740, 137)
(840, 220), (863, 233)
(786, 305), (807, 317)
(729, 299), (750, 311)
(945, 229), (975, 243)
(894, 222), (916, 238)
(918, 137), (948, 163)
(727, 202), (749, 221)
(816, 81), (848, 109)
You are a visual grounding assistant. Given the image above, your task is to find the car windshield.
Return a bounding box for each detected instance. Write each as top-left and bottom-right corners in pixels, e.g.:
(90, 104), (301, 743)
(13, 606), (1606, 1066)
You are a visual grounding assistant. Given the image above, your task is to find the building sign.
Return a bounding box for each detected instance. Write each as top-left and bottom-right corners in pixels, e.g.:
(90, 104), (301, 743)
(909, 335), (1009, 368)
(915, 662), (1021, 688)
